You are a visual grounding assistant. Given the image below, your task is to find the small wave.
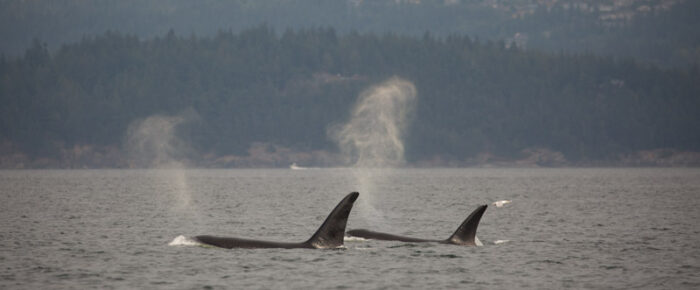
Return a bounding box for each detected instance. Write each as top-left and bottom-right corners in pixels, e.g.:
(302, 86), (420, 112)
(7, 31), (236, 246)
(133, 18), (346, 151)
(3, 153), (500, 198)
(493, 239), (511, 245)
(527, 259), (563, 265)
(168, 235), (201, 246)
(344, 236), (368, 242)
(438, 254), (463, 259)
(388, 243), (433, 249)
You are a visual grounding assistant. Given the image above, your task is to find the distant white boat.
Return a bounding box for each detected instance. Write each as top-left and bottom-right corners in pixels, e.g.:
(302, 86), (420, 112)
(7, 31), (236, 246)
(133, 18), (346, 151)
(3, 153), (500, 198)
(492, 200), (512, 208)
(290, 163), (307, 170)
(290, 163), (321, 170)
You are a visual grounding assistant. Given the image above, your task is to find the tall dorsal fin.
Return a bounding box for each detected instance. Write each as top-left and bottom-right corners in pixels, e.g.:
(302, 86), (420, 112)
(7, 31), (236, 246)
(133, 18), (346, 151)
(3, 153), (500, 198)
(446, 204), (487, 246)
(305, 192), (359, 248)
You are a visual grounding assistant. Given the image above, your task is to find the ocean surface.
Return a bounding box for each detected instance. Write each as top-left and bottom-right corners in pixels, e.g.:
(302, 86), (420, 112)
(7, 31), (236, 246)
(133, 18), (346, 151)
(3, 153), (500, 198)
(1, 168), (699, 289)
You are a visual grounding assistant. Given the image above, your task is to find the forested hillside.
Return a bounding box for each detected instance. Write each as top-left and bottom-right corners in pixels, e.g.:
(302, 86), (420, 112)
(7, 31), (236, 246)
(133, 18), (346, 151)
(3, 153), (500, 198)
(2, 0), (698, 68)
(1, 27), (698, 167)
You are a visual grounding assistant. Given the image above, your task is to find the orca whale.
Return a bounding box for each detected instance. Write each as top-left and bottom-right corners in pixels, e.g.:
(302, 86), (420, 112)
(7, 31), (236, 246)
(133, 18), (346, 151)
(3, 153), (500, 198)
(194, 192), (359, 249)
(346, 204), (487, 246)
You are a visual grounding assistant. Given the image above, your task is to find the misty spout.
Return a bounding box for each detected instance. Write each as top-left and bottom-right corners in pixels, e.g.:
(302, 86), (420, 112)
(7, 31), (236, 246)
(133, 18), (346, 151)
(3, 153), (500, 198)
(331, 77), (417, 168)
(125, 114), (191, 169)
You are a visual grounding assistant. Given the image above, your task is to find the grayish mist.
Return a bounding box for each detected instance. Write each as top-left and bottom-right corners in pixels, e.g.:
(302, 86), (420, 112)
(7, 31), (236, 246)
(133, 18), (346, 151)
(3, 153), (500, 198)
(332, 76), (417, 168)
(331, 76), (417, 226)
(125, 111), (203, 226)
(126, 114), (191, 169)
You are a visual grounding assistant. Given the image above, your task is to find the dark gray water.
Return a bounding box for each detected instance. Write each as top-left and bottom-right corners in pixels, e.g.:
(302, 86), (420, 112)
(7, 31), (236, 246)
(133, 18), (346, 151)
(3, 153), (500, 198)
(1, 168), (699, 289)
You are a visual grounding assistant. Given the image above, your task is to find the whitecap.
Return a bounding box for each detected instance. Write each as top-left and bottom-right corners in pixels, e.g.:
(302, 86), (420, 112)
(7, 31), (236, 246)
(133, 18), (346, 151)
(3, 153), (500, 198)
(168, 235), (201, 246)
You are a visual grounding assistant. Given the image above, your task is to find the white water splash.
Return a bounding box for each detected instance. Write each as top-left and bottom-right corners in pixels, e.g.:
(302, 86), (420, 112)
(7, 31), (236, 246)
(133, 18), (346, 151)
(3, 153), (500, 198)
(168, 235), (202, 246)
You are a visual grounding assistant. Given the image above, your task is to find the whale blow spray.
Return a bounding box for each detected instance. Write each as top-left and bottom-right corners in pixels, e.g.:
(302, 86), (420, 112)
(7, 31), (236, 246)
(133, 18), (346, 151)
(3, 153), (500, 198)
(331, 76), (417, 224)
(333, 76), (417, 168)
(125, 112), (197, 215)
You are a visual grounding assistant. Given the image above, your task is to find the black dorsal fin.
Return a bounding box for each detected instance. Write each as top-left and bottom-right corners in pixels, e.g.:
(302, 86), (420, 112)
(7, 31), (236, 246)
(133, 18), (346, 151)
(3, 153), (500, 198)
(446, 204), (488, 246)
(305, 192), (359, 248)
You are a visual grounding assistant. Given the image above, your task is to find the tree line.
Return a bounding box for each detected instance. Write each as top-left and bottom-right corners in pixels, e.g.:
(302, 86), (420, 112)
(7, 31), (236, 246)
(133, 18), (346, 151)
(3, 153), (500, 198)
(2, 0), (698, 68)
(1, 26), (699, 166)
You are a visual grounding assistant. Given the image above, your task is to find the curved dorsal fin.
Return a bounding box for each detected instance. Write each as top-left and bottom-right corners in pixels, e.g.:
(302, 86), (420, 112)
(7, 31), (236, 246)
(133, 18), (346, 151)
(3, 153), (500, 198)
(446, 204), (487, 245)
(305, 192), (359, 248)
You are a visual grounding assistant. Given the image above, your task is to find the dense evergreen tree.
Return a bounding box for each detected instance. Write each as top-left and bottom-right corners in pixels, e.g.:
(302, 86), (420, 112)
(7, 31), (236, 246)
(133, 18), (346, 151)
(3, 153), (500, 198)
(2, 0), (698, 68)
(1, 27), (698, 165)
